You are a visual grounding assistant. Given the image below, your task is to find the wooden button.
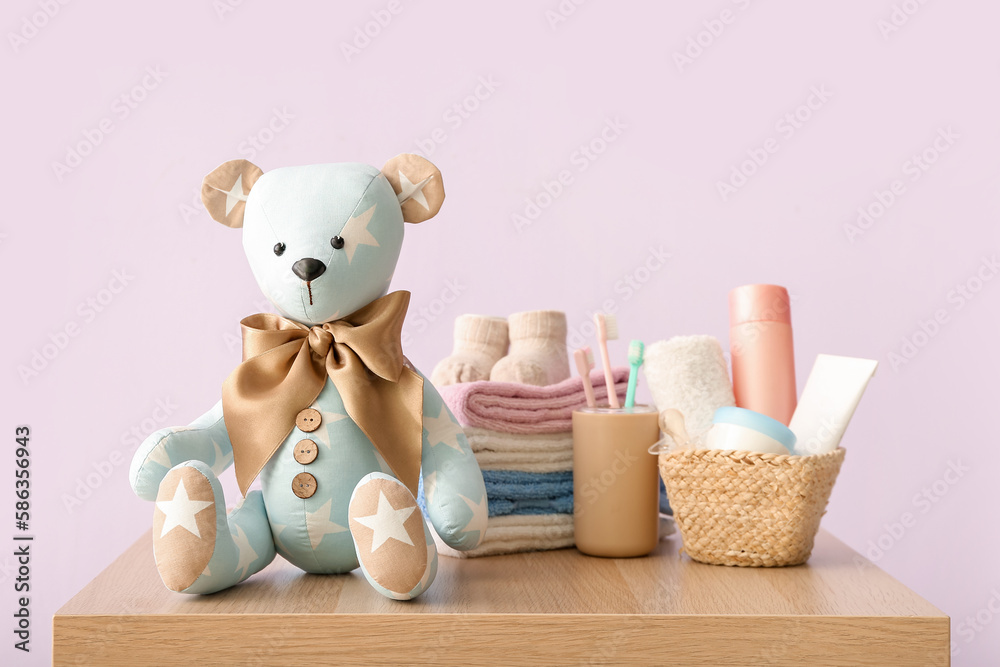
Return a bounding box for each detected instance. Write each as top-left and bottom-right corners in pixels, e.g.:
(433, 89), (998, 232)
(293, 439), (318, 465)
(292, 472), (317, 499)
(295, 408), (322, 433)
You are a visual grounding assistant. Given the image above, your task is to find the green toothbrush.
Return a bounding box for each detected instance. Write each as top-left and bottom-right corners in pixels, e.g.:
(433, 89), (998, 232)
(625, 339), (644, 409)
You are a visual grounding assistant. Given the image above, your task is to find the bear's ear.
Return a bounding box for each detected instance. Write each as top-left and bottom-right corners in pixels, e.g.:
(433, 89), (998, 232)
(381, 154), (445, 223)
(200, 159), (264, 228)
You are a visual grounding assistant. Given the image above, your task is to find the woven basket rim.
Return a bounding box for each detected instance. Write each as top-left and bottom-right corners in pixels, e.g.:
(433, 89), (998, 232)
(661, 446), (845, 466)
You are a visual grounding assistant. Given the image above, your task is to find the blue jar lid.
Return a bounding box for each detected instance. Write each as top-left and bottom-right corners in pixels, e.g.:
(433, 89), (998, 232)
(712, 406), (797, 450)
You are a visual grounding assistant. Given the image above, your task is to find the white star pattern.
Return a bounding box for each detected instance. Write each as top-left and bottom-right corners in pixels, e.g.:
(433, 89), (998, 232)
(146, 441), (173, 469)
(156, 479), (214, 539)
(210, 438), (233, 475)
(224, 174), (246, 215)
(423, 471), (438, 506)
(313, 410), (349, 449)
(353, 490), (416, 552)
(424, 406), (465, 453)
(270, 523), (292, 558)
(305, 499), (348, 549)
(233, 525), (258, 580)
(310, 424), (331, 449)
(396, 171), (434, 210)
(340, 204), (380, 263)
(459, 494), (488, 537)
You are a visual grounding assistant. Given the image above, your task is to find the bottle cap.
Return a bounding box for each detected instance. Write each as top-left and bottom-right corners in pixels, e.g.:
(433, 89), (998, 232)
(729, 284), (791, 325)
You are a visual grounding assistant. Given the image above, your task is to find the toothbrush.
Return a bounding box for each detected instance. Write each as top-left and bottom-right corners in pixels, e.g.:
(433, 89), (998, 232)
(625, 339), (644, 409)
(594, 313), (620, 409)
(574, 347), (597, 408)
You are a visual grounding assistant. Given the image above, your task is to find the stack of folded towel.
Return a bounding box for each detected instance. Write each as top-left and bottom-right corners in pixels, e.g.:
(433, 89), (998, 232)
(434, 368), (629, 558)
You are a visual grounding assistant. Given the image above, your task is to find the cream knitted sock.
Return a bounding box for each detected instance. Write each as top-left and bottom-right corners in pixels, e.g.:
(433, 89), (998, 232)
(431, 315), (509, 387)
(489, 310), (570, 387)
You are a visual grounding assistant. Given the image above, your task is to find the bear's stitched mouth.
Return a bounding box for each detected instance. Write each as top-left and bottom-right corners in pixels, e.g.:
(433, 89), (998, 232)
(291, 258), (327, 305)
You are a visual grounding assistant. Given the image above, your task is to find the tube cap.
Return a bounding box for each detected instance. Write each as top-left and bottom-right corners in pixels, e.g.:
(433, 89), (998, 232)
(729, 284), (791, 325)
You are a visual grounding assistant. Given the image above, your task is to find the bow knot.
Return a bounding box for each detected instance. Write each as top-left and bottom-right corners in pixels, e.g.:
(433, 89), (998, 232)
(308, 326), (334, 359)
(222, 291), (424, 496)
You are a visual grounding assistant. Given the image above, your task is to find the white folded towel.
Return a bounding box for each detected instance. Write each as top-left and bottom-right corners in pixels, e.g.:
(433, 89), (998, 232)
(643, 335), (736, 438)
(435, 514), (574, 558)
(464, 427), (573, 472)
(435, 514), (676, 558)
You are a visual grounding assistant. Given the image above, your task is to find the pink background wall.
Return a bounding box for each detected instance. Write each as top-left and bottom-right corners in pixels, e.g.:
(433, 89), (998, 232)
(3, 1), (998, 663)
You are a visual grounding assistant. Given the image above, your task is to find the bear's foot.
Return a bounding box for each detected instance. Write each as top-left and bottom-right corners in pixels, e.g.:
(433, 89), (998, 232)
(153, 460), (275, 594)
(348, 473), (438, 600)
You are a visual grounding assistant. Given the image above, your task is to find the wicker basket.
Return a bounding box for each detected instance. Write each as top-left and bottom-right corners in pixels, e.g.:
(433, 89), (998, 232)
(658, 447), (845, 567)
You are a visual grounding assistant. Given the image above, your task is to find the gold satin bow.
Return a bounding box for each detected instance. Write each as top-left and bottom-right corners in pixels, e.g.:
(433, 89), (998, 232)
(222, 291), (424, 496)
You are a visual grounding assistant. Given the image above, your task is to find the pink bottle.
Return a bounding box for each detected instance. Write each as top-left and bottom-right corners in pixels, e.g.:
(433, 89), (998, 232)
(728, 284), (796, 425)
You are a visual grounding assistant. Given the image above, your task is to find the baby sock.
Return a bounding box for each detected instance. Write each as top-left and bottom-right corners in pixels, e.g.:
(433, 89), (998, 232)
(490, 310), (570, 387)
(431, 315), (509, 387)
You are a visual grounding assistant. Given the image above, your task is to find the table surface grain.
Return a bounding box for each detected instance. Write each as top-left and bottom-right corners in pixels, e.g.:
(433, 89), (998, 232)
(53, 530), (949, 666)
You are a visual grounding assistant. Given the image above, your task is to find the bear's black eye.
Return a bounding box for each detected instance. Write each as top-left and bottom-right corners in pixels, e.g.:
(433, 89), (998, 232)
(274, 242), (286, 256)
(330, 236), (345, 250)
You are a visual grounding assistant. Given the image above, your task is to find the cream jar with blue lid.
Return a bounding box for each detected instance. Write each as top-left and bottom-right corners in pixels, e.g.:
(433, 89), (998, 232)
(704, 406), (797, 455)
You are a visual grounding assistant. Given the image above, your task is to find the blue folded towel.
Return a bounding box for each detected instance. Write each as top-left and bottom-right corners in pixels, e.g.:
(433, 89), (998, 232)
(660, 479), (672, 515)
(488, 495), (575, 517)
(419, 468), (671, 518)
(482, 470), (573, 502)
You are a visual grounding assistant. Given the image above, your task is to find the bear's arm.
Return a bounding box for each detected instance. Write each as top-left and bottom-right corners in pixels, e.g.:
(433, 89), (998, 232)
(415, 370), (488, 551)
(128, 399), (234, 501)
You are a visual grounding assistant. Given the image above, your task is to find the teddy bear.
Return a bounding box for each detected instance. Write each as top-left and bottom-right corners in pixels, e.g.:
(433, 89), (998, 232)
(128, 154), (488, 600)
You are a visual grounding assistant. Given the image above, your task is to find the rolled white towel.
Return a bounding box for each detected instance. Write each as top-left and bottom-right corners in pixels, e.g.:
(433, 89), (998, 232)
(643, 335), (736, 438)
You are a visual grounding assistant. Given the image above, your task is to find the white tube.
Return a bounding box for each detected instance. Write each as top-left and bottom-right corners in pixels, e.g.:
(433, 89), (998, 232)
(789, 354), (878, 456)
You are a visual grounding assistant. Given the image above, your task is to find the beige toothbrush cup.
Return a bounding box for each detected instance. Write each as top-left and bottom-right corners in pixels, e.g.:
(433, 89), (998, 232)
(572, 405), (661, 557)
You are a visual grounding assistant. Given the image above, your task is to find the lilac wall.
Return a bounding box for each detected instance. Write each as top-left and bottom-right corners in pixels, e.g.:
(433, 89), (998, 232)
(4, 1), (998, 664)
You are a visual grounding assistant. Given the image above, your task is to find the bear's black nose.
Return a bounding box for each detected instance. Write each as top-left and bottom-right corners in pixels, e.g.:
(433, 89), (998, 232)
(292, 258), (326, 282)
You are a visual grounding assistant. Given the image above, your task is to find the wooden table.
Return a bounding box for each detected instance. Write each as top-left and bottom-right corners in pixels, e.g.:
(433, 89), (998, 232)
(54, 530), (949, 666)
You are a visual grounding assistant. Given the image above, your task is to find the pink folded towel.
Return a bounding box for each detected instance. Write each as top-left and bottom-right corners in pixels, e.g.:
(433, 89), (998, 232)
(440, 367), (630, 434)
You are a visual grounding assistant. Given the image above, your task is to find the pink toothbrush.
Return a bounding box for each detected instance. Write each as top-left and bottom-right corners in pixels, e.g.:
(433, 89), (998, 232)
(594, 313), (620, 409)
(574, 347), (597, 408)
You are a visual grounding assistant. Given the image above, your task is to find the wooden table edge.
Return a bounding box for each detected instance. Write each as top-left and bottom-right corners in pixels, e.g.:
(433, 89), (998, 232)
(52, 611), (951, 666)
